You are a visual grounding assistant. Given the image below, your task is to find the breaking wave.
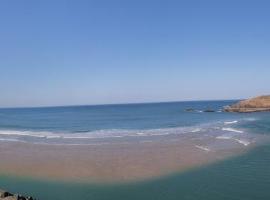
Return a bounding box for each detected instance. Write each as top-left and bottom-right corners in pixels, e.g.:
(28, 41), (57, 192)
(224, 120), (238, 125)
(0, 126), (206, 141)
(221, 128), (244, 133)
(216, 135), (251, 146)
(0, 118), (262, 145)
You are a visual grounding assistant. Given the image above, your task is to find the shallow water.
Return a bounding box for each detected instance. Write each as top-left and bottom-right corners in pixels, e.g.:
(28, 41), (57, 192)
(0, 143), (270, 200)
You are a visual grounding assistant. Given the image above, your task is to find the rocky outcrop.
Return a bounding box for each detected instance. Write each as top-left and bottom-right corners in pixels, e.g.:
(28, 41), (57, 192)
(224, 95), (270, 113)
(185, 108), (217, 113)
(203, 109), (215, 112)
(0, 189), (36, 200)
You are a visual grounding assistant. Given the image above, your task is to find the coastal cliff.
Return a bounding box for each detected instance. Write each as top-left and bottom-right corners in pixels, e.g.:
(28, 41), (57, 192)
(224, 95), (270, 113)
(0, 189), (35, 200)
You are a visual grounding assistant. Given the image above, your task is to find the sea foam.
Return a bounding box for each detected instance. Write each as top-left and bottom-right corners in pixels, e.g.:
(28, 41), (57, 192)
(216, 135), (250, 146)
(221, 128), (244, 133)
(224, 120), (238, 125)
(195, 145), (210, 152)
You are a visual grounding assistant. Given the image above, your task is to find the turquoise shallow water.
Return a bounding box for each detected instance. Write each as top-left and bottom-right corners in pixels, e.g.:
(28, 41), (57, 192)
(0, 143), (270, 200)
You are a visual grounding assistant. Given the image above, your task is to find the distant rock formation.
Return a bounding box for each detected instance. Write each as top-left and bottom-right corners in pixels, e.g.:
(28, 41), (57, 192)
(224, 95), (270, 113)
(203, 109), (215, 113)
(0, 189), (36, 200)
(185, 108), (217, 113)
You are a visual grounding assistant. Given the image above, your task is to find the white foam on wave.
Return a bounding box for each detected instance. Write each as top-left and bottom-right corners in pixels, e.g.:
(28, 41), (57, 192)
(191, 128), (201, 133)
(0, 127), (181, 141)
(224, 120), (238, 125)
(46, 135), (62, 139)
(222, 128), (244, 133)
(0, 138), (21, 142)
(0, 130), (47, 138)
(216, 135), (233, 140)
(216, 135), (250, 146)
(62, 136), (93, 139)
(0, 121), (218, 143)
(195, 145), (210, 152)
(0, 129), (132, 140)
(0, 120), (249, 145)
(234, 139), (250, 146)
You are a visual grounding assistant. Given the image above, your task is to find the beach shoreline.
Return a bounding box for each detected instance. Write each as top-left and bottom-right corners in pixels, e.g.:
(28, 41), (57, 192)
(0, 132), (257, 183)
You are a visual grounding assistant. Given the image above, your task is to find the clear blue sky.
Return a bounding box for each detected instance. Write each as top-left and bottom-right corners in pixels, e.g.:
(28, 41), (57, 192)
(0, 0), (269, 107)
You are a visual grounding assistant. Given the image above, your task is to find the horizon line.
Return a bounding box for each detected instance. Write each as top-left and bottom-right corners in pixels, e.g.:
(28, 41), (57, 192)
(0, 98), (240, 109)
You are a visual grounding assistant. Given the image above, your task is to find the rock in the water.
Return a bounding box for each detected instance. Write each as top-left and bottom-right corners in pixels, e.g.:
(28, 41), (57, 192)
(224, 95), (270, 113)
(0, 190), (12, 198)
(0, 189), (36, 200)
(203, 109), (215, 112)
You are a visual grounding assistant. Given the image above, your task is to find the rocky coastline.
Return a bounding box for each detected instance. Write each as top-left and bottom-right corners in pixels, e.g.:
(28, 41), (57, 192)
(224, 95), (270, 113)
(0, 189), (36, 200)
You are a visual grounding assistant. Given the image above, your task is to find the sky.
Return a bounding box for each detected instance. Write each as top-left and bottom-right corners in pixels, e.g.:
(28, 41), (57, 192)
(0, 0), (269, 107)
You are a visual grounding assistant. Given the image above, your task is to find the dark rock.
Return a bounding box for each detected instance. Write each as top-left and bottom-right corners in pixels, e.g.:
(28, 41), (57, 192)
(203, 109), (215, 112)
(0, 189), (36, 200)
(0, 190), (12, 198)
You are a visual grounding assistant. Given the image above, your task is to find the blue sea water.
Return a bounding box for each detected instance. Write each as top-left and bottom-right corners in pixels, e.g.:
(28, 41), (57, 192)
(0, 100), (269, 144)
(0, 101), (237, 132)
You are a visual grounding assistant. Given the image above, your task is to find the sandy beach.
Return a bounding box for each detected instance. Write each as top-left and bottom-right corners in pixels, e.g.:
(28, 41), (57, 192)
(0, 133), (254, 183)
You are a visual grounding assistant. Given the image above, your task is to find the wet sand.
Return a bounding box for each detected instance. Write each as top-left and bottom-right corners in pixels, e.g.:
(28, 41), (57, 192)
(0, 133), (253, 182)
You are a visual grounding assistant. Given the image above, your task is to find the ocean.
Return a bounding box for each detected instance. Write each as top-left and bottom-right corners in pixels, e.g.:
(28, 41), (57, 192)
(0, 100), (270, 199)
(0, 100), (268, 144)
